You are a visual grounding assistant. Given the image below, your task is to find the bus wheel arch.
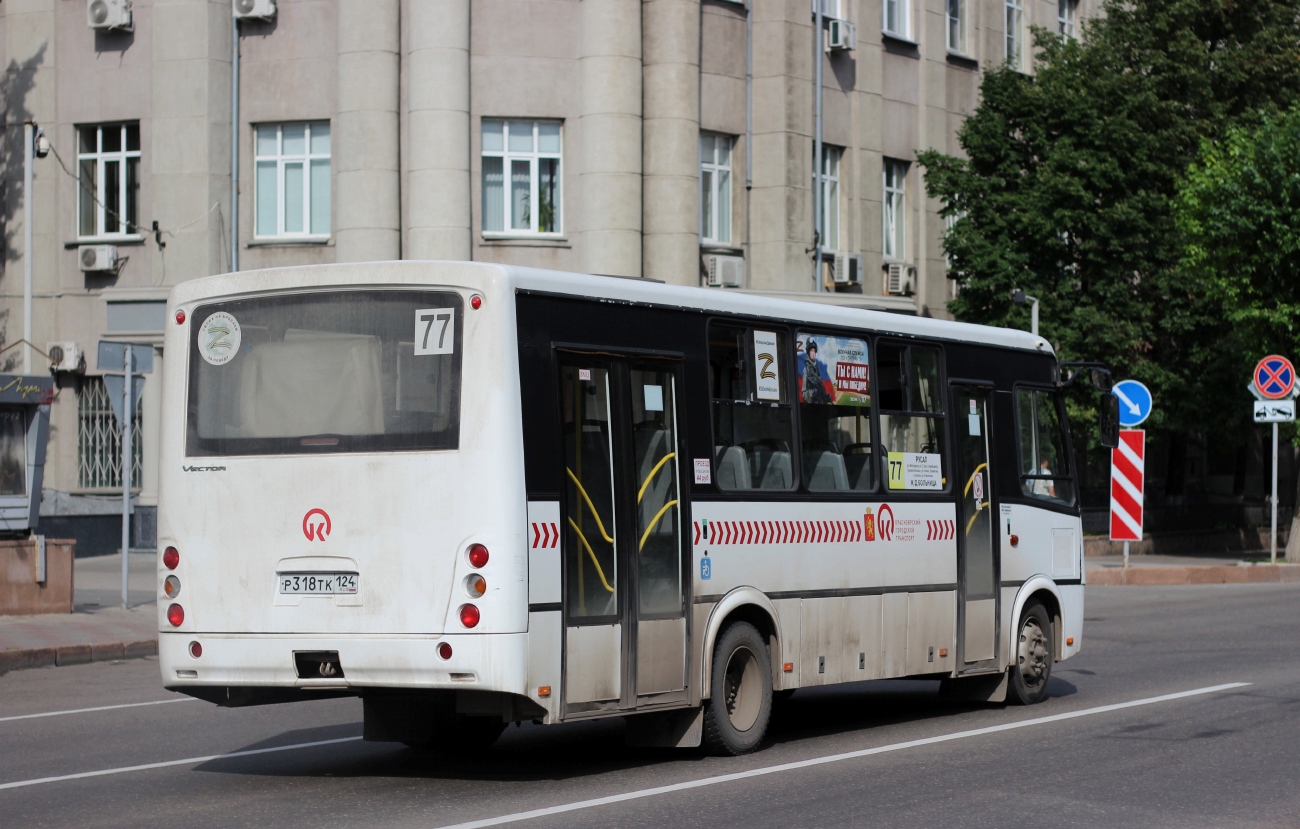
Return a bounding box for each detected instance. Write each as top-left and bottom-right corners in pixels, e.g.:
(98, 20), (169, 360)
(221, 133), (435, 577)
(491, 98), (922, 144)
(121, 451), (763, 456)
(699, 587), (781, 700)
(1008, 578), (1063, 665)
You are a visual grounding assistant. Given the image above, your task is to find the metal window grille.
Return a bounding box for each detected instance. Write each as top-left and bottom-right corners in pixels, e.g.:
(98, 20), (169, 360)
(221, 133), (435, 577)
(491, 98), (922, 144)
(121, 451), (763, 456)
(78, 376), (142, 489)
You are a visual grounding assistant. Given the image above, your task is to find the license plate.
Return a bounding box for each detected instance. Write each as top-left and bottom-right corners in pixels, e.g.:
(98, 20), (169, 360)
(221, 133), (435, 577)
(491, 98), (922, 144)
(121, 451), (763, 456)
(277, 572), (359, 595)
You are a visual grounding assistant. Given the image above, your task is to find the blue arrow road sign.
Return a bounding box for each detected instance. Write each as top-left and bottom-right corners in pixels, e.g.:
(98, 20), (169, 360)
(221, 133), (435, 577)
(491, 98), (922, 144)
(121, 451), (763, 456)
(1113, 379), (1153, 427)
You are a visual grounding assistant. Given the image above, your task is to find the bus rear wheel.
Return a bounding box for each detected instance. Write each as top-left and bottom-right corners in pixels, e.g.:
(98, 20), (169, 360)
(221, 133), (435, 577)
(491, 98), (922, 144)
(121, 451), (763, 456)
(1008, 601), (1053, 705)
(702, 622), (773, 756)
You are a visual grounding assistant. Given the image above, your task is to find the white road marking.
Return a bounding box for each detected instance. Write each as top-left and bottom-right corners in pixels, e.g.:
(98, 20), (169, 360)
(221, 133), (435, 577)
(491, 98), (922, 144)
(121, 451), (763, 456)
(0, 697), (198, 723)
(0, 736), (363, 791)
(0, 681), (1251, 798)
(431, 682), (1251, 829)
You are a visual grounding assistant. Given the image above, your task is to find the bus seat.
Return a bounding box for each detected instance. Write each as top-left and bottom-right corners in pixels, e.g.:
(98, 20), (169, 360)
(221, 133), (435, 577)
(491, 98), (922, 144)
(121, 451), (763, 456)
(715, 445), (750, 490)
(759, 450), (792, 489)
(806, 450), (850, 491)
(844, 452), (873, 490)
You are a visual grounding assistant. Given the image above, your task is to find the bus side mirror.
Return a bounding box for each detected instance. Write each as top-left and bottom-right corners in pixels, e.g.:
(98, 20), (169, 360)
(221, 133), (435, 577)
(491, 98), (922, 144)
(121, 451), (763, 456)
(1099, 393), (1119, 448)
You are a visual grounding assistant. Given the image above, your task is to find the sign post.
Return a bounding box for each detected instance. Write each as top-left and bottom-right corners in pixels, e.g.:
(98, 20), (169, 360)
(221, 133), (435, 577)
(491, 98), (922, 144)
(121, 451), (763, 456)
(1251, 355), (1296, 564)
(1110, 380), (1152, 569)
(98, 342), (153, 608)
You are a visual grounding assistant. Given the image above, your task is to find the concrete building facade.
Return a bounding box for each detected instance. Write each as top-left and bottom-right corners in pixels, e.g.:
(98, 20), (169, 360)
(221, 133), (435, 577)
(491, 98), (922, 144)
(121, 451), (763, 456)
(0, 0), (1096, 551)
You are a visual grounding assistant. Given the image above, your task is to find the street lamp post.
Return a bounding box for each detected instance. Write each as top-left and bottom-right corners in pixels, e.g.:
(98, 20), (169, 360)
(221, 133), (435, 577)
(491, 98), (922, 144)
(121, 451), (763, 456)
(1012, 288), (1039, 337)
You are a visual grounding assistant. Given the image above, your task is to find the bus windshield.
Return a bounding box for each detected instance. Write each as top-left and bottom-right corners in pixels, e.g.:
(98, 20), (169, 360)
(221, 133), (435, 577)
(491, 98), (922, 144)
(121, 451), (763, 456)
(185, 289), (463, 456)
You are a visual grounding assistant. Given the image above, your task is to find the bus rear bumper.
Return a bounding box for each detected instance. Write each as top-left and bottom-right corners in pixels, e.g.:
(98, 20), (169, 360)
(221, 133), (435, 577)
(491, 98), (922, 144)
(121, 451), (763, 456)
(159, 631), (530, 699)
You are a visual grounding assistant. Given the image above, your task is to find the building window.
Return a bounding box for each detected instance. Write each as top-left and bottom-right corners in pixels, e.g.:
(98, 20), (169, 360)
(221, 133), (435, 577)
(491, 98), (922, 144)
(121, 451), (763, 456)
(1058, 0), (1077, 38)
(78, 377), (142, 490)
(883, 0), (909, 38)
(817, 145), (841, 251)
(482, 119), (562, 235)
(816, 0), (843, 18)
(946, 0), (967, 53)
(700, 134), (733, 245)
(1006, 0), (1025, 69)
(77, 123), (140, 238)
(254, 122), (331, 239)
(883, 159), (907, 261)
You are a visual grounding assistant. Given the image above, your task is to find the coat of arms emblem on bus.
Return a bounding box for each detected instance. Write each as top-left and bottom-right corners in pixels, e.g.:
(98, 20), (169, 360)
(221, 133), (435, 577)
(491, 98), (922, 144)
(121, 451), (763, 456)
(863, 507), (875, 542)
(302, 508), (332, 541)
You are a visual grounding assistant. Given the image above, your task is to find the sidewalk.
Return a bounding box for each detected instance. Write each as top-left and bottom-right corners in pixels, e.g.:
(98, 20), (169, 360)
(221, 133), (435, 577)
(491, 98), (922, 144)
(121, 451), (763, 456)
(1, 552), (158, 675)
(1085, 550), (1300, 585)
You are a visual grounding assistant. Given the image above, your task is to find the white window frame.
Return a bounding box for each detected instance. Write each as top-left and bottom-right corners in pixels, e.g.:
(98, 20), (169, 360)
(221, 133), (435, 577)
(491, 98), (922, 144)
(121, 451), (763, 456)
(481, 119), (563, 237)
(946, 0), (968, 54)
(1058, 0), (1078, 39)
(817, 145), (842, 252)
(883, 159), (907, 262)
(77, 123), (141, 240)
(883, 0), (910, 39)
(253, 121), (331, 240)
(1006, 0), (1025, 70)
(815, 0), (843, 19)
(701, 134), (734, 245)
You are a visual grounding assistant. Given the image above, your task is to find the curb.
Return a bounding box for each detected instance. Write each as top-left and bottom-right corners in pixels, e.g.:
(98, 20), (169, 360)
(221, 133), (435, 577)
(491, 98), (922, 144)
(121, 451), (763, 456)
(0, 639), (157, 676)
(1087, 564), (1300, 586)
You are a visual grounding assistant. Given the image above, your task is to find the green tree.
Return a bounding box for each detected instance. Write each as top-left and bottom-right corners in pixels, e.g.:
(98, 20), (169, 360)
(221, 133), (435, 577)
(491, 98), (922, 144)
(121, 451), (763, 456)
(918, 0), (1300, 439)
(1177, 107), (1300, 359)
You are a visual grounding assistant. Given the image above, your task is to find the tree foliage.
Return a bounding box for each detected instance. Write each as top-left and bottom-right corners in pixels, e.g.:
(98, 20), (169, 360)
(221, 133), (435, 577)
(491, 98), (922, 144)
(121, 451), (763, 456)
(918, 0), (1300, 437)
(1177, 107), (1300, 360)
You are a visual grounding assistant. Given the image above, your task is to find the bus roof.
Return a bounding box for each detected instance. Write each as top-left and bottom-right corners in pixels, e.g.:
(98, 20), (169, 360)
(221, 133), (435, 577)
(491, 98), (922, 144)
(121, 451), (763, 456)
(169, 260), (1052, 356)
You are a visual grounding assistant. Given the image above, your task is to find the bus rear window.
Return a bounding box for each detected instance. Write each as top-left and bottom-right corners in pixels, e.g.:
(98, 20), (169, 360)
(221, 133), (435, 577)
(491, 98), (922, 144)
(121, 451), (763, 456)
(186, 290), (462, 456)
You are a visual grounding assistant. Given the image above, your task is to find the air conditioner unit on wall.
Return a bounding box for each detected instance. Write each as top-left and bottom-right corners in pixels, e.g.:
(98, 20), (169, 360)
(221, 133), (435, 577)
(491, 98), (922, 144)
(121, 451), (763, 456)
(79, 245), (118, 273)
(832, 253), (863, 285)
(826, 19), (857, 52)
(233, 0), (277, 19)
(87, 0), (132, 31)
(883, 261), (916, 296)
(705, 254), (745, 288)
(47, 343), (86, 374)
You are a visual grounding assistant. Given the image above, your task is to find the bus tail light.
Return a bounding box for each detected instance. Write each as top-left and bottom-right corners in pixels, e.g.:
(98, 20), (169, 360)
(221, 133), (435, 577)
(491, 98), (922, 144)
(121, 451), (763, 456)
(163, 546), (179, 570)
(459, 604), (480, 628)
(467, 544), (489, 568)
(164, 576), (181, 598)
(189, 641), (202, 658)
(465, 574), (486, 598)
(167, 603), (185, 627)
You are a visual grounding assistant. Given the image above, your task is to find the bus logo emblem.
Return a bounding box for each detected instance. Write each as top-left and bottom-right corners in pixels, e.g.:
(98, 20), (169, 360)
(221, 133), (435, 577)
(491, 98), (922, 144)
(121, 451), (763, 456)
(303, 508), (332, 541)
(878, 504), (894, 541)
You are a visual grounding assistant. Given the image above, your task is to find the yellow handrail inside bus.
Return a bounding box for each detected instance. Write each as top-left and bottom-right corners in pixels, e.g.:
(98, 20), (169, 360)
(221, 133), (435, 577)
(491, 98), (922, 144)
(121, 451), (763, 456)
(963, 462), (988, 497)
(566, 516), (615, 593)
(965, 504), (990, 537)
(637, 452), (676, 504)
(566, 467), (614, 543)
(638, 499), (679, 552)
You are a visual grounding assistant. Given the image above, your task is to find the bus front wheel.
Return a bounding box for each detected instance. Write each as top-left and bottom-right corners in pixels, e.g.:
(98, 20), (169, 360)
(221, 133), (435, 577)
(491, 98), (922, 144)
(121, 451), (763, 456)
(1008, 601), (1053, 705)
(702, 622), (773, 755)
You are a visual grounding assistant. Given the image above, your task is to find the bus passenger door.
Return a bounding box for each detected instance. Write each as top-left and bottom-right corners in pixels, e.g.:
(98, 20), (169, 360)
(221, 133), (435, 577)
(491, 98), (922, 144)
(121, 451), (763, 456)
(558, 355), (689, 714)
(951, 384), (1000, 673)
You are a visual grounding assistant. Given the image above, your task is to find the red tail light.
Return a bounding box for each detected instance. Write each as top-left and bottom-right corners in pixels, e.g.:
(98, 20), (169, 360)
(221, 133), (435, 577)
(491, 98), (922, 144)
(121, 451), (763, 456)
(167, 603), (185, 627)
(175, 309), (186, 325)
(188, 641), (202, 658)
(459, 604), (480, 628)
(467, 544), (489, 568)
(163, 547), (179, 570)
(438, 642), (453, 660)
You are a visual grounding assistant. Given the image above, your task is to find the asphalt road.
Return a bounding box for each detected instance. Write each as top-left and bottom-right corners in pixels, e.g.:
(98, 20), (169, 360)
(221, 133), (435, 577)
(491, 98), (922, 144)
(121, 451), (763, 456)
(3, 584), (1299, 829)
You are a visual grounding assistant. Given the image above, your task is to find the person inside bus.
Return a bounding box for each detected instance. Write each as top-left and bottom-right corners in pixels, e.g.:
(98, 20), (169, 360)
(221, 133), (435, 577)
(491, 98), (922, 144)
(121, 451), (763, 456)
(1033, 459), (1056, 498)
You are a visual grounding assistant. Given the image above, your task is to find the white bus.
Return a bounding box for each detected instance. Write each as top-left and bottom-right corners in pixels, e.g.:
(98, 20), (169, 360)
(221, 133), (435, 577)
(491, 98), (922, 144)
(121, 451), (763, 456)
(158, 261), (1116, 755)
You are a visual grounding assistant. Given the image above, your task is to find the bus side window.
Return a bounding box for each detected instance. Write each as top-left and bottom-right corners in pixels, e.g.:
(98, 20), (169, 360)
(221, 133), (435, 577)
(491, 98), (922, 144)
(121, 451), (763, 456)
(796, 332), (874, 492)
(877, 343), (946, 491)
(1016, 388), (1076, 506)
(709, 323), (795, 491)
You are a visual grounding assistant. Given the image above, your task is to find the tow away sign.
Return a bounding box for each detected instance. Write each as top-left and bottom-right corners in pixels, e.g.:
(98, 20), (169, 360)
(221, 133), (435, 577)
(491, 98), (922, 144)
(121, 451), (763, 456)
(1254, 400), (1296, 423)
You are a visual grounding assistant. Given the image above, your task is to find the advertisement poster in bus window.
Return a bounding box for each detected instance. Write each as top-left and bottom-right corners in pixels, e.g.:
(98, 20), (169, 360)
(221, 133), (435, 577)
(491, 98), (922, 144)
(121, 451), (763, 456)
(795, 334), (870, 406)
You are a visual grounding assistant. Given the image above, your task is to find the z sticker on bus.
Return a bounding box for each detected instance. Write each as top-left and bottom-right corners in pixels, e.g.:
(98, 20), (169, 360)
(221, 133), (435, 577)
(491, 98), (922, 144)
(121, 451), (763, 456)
(199, 312), (242, 366)
(414, 308), (455, 355)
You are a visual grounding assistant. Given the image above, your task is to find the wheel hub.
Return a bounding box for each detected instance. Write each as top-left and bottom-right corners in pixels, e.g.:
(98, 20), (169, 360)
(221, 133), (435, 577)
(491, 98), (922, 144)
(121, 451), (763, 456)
(1018, 617), (1049, 687)
(723, 646), (762, 732)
